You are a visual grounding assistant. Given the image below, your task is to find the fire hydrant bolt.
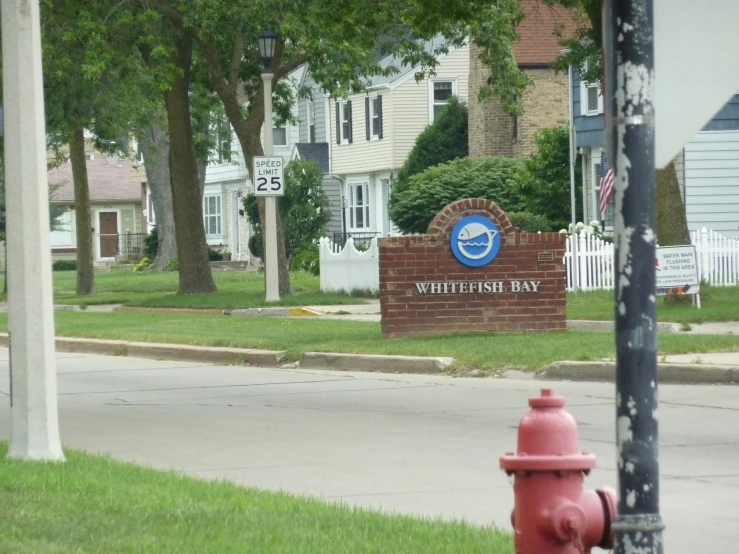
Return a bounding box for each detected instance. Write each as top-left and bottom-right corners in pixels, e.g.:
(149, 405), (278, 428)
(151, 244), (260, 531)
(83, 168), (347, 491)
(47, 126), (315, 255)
(500, 389), (617, 553)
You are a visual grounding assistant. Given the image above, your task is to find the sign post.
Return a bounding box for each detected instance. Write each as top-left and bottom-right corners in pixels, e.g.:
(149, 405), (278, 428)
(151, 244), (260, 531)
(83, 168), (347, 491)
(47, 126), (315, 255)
(256, 72), (284, 302)
(606, 1), (664, 552)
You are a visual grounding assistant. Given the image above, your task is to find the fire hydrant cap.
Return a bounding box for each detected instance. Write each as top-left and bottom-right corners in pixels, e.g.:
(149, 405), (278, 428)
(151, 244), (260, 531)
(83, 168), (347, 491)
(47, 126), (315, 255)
(500, 389), (596, 472)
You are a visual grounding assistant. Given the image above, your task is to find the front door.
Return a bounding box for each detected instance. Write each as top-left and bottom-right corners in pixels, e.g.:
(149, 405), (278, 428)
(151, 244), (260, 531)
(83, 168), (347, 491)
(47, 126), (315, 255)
(98, 212), (118, 258)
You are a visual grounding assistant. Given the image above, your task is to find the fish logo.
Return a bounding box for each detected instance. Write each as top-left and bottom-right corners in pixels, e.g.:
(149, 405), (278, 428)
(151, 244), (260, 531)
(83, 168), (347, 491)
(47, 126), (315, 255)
(450, 216), (501, 267)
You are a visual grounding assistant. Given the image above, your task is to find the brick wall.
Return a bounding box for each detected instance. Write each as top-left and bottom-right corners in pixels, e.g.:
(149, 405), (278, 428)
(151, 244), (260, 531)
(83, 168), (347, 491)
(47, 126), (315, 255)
(378, 199), (567, 338)
(469, 45), (569, 159)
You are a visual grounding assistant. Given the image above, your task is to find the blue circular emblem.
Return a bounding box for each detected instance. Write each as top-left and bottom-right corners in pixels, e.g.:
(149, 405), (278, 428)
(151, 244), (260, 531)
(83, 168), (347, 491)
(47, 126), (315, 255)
(450, 215), (501, 267)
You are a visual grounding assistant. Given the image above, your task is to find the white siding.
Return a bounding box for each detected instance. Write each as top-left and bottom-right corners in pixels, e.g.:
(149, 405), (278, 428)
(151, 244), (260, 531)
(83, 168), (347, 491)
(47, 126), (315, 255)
(330, 94), (394, 175)
(685, 131), (739, 238)
(391, 45), (469, 168)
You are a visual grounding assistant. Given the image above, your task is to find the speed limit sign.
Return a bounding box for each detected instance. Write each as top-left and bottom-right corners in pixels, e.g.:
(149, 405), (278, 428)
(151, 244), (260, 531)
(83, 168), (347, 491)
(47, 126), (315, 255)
(252, 156), (285, 196)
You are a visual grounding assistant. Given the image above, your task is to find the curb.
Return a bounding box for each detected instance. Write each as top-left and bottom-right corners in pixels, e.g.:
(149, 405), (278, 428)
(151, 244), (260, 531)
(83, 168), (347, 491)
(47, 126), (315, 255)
(300, 352), (455, 374)
(0, 334), (285, 367)
(115, 307), (226, 316)
(536, 360), (739, 385)
(567, 320), (681, 334)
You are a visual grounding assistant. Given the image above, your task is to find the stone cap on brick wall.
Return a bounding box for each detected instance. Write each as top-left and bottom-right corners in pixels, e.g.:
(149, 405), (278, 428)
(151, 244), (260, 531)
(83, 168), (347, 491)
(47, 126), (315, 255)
(426, 198), (514, 236)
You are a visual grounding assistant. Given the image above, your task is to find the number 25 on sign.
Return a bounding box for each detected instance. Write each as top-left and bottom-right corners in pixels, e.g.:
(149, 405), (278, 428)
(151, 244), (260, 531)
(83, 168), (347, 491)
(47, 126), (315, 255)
(252, 156), (284, 196)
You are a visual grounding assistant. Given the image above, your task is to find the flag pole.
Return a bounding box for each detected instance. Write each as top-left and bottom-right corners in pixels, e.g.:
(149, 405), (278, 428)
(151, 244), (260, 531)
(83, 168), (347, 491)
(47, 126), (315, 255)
(568, 63), (579, 295)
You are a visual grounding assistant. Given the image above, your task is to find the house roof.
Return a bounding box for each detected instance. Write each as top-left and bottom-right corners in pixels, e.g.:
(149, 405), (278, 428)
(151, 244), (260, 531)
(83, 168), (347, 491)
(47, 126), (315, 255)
(294, 142), (330, 174)
(513, 0), (581, 66)
(367, 35), (453, 88)
(48, 158), (141, 204)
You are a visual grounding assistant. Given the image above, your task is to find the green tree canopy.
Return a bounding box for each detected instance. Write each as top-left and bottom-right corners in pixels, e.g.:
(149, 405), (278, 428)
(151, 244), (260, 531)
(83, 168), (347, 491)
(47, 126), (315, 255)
(244, 160), (331, 261)
(516, 125), (582, 231)
(389, 157), (524, 234)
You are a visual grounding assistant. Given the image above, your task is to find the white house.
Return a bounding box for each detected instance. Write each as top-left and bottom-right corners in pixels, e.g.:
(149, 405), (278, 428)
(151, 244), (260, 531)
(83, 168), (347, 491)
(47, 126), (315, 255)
(295, 39), (470, 244)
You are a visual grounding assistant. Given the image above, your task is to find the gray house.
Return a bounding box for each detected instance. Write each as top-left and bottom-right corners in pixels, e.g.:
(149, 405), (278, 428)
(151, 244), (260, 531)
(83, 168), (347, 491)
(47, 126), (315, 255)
(572, 66), (739, 238)
(291, 142), (343, 238)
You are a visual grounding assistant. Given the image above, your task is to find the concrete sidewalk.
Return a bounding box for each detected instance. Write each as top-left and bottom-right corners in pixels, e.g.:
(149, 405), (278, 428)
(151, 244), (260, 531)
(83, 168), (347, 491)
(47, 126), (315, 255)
(1, 349), (738, 553)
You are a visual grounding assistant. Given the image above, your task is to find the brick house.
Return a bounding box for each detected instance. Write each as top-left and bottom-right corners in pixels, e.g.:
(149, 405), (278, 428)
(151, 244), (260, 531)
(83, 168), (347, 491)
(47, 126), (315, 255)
(468, 0), (579, 159)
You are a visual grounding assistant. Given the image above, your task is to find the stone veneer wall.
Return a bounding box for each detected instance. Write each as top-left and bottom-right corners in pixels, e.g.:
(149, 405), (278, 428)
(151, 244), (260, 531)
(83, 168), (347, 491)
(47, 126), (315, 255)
(378, 199), (567, 338)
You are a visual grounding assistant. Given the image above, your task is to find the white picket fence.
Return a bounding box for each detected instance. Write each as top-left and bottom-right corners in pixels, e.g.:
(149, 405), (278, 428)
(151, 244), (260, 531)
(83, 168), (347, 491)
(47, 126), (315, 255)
(566, 227), (739, 291)
(319, 237), (379, 293)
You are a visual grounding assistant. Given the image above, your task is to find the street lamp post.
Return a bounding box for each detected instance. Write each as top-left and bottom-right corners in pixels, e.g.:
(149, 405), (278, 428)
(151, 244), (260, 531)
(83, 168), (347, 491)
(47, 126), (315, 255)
(2, 0), (64, 460)
(258, 30), (280, 303)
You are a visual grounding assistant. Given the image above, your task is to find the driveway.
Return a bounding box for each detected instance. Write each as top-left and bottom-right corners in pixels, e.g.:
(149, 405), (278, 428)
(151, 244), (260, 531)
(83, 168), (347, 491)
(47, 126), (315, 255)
(1, 349), (737, 553)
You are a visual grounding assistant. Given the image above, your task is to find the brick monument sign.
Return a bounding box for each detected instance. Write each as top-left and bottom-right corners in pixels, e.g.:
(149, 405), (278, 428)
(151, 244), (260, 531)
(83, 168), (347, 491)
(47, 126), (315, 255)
(378, 199), (566, 338)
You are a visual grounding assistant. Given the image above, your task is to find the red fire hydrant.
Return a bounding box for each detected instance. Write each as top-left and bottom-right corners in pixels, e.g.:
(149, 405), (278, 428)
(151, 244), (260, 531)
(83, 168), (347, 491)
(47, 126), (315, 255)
(500, 389), (617, 553)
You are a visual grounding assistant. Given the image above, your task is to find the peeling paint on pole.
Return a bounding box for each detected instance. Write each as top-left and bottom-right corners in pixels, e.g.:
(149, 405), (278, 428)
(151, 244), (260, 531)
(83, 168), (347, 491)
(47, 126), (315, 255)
(606, 0), (664, 552)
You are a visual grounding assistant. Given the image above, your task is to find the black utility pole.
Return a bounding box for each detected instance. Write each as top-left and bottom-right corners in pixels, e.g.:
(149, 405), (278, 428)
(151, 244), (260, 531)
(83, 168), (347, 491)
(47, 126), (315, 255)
(605, 0), (664, 552)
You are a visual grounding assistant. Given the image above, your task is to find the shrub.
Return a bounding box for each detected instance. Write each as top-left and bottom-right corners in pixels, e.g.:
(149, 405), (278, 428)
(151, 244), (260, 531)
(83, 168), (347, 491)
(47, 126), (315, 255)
(144, 226), (158, 259)
(388, 156), (525, 234)
(290, 247), (319, 276)
(396, 96), (468, 184)
(208, 248), (223, 261)
(507, 212), (553, 232)
(248, 234), (263, 259)
(133, 257), (152, 272)
(164, 258), (179, 272)
(52, 259), (77, 271)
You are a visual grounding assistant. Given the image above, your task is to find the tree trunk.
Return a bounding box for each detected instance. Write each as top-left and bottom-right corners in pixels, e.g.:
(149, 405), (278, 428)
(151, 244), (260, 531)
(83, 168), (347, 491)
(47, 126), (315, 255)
(203, 45), (292, 295)
(68, 126), (95, 295)
(656, 159), (691, 246)
(138, 120), (178, 270)
(163, 37), (217, 294)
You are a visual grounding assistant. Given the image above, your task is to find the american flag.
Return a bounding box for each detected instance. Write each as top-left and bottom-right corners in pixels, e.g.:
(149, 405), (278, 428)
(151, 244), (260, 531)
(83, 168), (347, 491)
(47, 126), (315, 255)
(599, 150), (614, 216)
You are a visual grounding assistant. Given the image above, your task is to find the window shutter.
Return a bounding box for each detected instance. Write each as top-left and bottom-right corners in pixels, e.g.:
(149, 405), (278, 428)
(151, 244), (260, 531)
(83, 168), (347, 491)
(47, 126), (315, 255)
(335, 102), (341, 144)
(347, 100), (353, 144)
(377, 95), (384, 139)
(365, 97), (370, 141)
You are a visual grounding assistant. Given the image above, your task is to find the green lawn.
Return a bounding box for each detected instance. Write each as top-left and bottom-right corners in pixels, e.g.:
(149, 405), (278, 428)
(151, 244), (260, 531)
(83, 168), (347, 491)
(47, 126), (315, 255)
(40, 269), (371, 309)
(567, 285), (739, 324)
(1, 311), (738, 371)
(0, 443), (512, 554)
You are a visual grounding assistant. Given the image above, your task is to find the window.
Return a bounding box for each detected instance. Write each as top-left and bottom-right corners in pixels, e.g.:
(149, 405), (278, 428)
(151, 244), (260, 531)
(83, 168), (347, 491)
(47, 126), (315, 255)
(307, 100), (315, 143)
(431, 81), (454, 121)
(335, 101), (352, 144)
(365, 95), (383, 140)
(273, 125), (287, 146)
(348, 182), (370, 229)
(580, 61), (604, 116)
(217, 118), (231, 164)
(203, 195), (222, 236)
(147, 190), (155, 225)
(135, 140), (144, 165)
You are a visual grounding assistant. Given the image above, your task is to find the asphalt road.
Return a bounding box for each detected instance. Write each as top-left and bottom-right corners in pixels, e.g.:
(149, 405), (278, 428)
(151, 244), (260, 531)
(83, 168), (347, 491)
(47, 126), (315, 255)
(1, 349), (737, 553)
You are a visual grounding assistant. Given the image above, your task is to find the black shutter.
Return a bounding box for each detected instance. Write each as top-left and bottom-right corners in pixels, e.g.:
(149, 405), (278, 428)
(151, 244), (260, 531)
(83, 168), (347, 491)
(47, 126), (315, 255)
(347, 100), (353, 144)
(335, 102), (341, 144)
(365, 97), (370, 141)
(377, 95), (384, 140)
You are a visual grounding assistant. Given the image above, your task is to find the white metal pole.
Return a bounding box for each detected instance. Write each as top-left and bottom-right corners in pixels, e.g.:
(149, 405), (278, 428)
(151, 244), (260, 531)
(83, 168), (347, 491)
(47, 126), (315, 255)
(2, 0), (64, 460)
(261, 73), (279, 302)
(568, 64), (579, 294)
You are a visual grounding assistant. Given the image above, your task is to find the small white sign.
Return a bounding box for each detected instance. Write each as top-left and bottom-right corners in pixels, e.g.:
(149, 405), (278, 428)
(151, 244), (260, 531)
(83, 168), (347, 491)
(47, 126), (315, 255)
(252, 156), (284, 196)
(655, 245), (700, 294)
